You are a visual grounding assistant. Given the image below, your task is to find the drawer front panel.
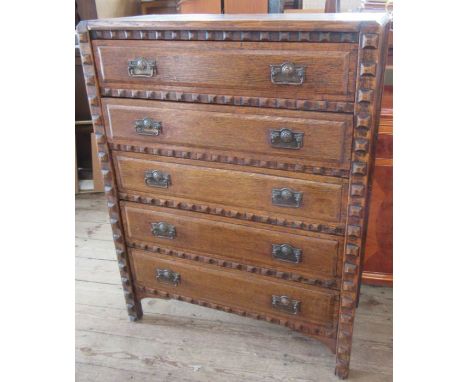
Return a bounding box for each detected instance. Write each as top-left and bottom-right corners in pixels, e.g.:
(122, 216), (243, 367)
(93, 40), (357, 101)
(130, 248), (339, 327)
(102, 98), (353, 169)
(115, 152), (347, 224)
(121, 202), (343, 281)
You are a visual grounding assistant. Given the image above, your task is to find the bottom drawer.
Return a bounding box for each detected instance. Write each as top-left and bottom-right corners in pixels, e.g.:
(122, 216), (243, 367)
(130, 248), (339, 331)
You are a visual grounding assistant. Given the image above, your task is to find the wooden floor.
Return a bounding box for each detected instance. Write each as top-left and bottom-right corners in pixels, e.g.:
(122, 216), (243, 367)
(76, 193), (393, 382)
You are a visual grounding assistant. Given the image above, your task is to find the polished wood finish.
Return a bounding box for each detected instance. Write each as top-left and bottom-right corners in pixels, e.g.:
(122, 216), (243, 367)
(131, 248), (339, 345)
(121, 201), (344, 285)
(76, 193), (393, 382)
(362, 88), (393, 286)
(77, 13), (390, 379)
(114, 152), (348, 224)
(102, 98), (354, 171)
(93, 40), (358, 102)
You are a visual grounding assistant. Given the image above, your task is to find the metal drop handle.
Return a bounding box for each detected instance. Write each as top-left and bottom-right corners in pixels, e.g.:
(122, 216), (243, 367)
(270, 128), (304, 149)
(156, 268), (180, 286)
(135, 117), (162, 136)
(272, 188), (303, 208)
(270, 62), (305, 85)
(145, 170), (171, 188)
(272, 244), (302, 263)
(151, 221), (176, 239)
(271, 295), (301, 315)
(128, 57), (156, 77)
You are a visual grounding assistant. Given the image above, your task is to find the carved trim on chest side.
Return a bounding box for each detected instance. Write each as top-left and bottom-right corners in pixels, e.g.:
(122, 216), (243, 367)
(334, 23), (390, 380)
(77, 24), (142, 321)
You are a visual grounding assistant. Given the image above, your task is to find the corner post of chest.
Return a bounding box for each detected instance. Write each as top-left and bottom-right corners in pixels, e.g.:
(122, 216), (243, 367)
(335, 17), (391, 379)
(76, 21), (143, 322)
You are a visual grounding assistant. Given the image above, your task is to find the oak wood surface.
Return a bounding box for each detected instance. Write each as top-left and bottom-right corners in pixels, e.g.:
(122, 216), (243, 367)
(130, 248), (339, 331)
(121, 201), (343, 283)
(83, 13), (389, 32)
(77, 14), (391, 379)
(93, 40), (357, 102)
(102, 98), (354, 170)
(114, 151), (348, 224)
(76, 193), (393, 382)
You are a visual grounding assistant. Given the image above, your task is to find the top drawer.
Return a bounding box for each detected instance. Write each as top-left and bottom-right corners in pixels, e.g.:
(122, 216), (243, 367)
(93, 40), (358, 102)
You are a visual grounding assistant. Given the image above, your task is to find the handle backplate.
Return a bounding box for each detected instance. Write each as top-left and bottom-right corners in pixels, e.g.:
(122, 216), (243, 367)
(270, 62), (305, 85)
(145, 170), (171, 188)
(271, 295), (301, 315)
(270, 128), (304, 150)
(135, 117), (162, 136)
(151, 221), (176, 239)
(128, 57), (156, 77)
(272, 244), (302, 264)
(156, 268), (180, 286)
(272, 188), (303, 208)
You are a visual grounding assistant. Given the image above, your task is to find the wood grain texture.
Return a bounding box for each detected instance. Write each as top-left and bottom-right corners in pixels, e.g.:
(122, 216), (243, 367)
(113, 151), (349, 224)
(130, 248), (339, 347)
(83, 13), (389, 32)
(119, 191), (346, 236)
(121, 201), (343, 286)
(77, 14), (391, 379)
(102, 98), (354, 171)
(109, 141), (351, 178)
(93, 40), (357, 102)
(76, 193), (393, 382)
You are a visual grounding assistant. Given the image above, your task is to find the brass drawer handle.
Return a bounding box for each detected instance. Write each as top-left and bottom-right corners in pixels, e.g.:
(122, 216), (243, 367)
(135, 117), (162, 136)
(272, 244), (302, 264)
(270, 128), (304, 150)
(151, 221), (176, 239)
(145, 170), (171, 188)
(270, 62), (305, 85)
(271, 295), (301, 315)
(128, 57), (156, 77)
(272, 188), (303, 208)
(156, 268), (180, 286)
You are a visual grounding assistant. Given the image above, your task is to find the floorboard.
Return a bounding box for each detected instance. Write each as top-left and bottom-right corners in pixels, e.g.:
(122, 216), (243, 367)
(75, 193), (393, 381)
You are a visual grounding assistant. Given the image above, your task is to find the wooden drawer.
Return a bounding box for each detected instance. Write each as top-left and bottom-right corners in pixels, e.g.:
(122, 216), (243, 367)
(102, 98), (353, 170)
(121, 201), (343, 284)
(93, 40), (357, 102)
(130, 248), (339, 329)
(114, 152), (348, 224)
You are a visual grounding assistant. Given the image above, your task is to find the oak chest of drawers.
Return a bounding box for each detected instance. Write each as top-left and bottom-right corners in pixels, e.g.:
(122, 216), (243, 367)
(77, 13), (390, 379)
